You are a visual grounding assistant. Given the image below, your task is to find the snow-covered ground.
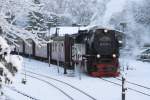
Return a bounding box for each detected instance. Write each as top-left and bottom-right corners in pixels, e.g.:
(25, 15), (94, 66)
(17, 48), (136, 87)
(3, 57), (150, 100)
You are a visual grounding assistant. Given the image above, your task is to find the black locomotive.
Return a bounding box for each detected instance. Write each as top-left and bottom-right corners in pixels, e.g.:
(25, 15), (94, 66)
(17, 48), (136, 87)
(75, 28), (121, 77)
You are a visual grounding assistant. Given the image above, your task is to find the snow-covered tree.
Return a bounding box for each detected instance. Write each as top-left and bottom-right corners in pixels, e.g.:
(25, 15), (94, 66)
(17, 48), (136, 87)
(0, 0), (44, 43)
(0, 0), (45, 91)
(132, 0), (150, 27)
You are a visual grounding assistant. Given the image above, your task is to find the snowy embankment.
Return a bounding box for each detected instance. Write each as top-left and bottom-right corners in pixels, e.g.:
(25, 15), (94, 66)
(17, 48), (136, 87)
(4, 57), (150, 100)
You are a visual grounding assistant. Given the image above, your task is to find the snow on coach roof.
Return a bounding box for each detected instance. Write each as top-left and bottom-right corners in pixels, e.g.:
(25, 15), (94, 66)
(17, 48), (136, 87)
(49, 26), (108, 36)
(82, 25), (122, 32)
(50, 25), (124, 36)
(50, 26), (81, 36)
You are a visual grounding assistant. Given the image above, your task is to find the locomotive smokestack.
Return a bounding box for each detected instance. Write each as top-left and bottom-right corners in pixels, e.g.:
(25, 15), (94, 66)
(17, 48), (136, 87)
(55, 27), (60, 36)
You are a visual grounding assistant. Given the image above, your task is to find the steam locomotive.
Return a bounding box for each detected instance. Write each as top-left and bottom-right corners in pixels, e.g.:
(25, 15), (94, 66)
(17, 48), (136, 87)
(14, 27), (124, 77)
(74, 28), (121, 77)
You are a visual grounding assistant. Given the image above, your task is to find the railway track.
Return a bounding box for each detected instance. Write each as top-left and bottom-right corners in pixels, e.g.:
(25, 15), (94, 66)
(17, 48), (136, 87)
(3, 85), (39, 100)
(114, 77), (150, 90)
(22, 70), (97, 100)
(99, 78), (150, 97)
(21, 73), (74, 100)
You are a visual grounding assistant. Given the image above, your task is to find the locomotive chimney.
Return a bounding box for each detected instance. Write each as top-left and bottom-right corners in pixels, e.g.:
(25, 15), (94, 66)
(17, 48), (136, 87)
(55, 27), (60, 36)
(120, 22), (127, 32)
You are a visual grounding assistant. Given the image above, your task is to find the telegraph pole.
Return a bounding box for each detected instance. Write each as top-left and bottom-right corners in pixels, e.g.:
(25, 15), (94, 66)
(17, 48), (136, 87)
(122, 76), (125, 100)
(48, 42), (51, 67)
(120, 22), (127, 100)
(122, 74), (127, 100)
(22, 60), (27, 84)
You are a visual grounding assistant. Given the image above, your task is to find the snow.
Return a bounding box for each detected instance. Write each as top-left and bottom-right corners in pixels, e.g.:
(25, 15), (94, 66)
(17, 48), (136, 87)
(3, 57), (150, 100)
(0, 36), (10, 55)
(49, 26), (83, 36)
(0, 36), (23, 87)
(5, 55), (23, 71)
(0, 0), (149, 99)
(0, 54), (23, 84)
(0, 37), (9, 49)
(102, 0), (127, 26)
(48, 26), (117, 36)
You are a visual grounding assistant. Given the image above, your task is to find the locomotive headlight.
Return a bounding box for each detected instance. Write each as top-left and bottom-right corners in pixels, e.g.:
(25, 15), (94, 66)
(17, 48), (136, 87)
(112, 54), (116, 58)
(97, 54), (101, 58)
(119, 40), (123, 44)
(104, 29), (108, 33)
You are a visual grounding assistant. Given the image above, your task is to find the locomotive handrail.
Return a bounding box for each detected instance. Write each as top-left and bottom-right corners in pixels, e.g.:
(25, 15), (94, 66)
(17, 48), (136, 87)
(82, 54), (96, 57)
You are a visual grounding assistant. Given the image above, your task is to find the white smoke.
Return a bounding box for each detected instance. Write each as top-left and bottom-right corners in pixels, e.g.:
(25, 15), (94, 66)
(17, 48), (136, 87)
(92, 0), (149, 57)
(102, 0), (127, 26)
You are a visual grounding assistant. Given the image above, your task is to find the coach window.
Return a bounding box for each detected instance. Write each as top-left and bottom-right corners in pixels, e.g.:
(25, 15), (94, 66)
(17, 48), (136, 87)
(59, 43), (61, 51)
(56, 43), (58, 52)
(53, 43), (55, 52)
(58, 43), (60, 51)
(55, 43), (57, 50)
(54, 43), (56, 51)
(55, 43), (56, 52)
(52, 43), (53, 51)
(53, 43), (55, 51)
(52, 43), (54, 52)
